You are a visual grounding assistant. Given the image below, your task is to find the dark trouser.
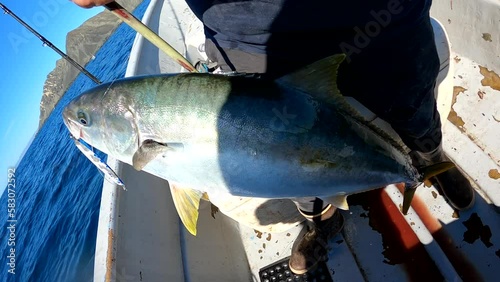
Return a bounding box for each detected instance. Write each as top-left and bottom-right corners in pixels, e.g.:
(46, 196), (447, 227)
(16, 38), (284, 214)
(205, 13), (441, 214)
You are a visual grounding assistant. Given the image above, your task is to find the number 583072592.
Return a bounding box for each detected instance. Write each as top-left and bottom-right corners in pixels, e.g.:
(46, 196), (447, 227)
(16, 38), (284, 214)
(8, 168), (15, 188)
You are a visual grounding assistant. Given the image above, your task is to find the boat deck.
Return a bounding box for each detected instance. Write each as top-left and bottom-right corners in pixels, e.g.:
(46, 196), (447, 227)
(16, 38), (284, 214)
(93, 0), (500, 281)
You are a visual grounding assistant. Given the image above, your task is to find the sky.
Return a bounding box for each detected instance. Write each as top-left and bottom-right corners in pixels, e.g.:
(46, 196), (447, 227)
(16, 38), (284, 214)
(0, 0), (104, 193)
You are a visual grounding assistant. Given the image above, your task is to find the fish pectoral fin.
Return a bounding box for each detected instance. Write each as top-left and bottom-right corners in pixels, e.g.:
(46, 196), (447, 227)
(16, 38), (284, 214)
(169, 183), (204, 236)
(323, 194), (349, 210)
(132, 139), (169, 171)
(278, 54), (345, 101)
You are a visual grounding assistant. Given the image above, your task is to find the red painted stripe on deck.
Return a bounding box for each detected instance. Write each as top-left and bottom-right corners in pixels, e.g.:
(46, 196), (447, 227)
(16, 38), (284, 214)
(395, 184), (484, 281)
(349, 190), (443, 280)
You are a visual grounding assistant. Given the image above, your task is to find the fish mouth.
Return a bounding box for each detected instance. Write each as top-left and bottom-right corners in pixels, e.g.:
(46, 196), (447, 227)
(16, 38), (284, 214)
(62, 108), (83, 139)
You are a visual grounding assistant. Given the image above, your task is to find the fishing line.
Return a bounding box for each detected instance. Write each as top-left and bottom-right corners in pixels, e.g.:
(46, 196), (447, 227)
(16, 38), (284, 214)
(101, 77), (117, 100)
(101, 50), (132, 98)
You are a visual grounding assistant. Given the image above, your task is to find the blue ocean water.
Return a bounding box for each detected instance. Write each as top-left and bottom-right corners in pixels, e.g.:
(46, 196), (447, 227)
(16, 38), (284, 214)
(0, 1), (150, 281)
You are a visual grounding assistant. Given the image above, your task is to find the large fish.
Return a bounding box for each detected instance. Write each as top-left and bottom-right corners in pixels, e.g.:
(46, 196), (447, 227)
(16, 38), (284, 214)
(63, 55), (450, 235)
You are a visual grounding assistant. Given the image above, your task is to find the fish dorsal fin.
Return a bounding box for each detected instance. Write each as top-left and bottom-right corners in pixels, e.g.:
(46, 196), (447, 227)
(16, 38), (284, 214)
(132, 140), (170, 171)
(280, 54), (410, 159)
(278, 54), (373, 126)
(278, 54), (346, 101)
(169, 183), (204, 236)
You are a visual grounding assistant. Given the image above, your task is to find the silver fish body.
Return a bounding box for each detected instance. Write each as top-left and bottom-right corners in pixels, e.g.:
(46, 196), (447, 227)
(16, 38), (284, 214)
(63, 59), (419, 200)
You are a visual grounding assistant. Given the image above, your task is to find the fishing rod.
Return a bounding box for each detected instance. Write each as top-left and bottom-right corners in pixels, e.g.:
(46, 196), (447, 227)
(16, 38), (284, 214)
(0, 2), (102, 84)
(104, 1), (197, 72)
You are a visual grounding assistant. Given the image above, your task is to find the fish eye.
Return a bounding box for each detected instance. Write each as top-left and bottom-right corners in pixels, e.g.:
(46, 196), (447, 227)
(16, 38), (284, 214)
(77, 111), (89, 126)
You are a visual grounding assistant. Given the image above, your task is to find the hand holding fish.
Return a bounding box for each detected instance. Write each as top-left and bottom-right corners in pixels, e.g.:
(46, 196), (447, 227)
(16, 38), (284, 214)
(72, 0), (113, 8)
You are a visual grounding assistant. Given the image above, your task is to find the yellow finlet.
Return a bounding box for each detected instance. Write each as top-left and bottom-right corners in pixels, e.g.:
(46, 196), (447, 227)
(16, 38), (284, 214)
(323, 194), (349, 210)
(169, 183), (204, 236)
(201, 192), (210, 201)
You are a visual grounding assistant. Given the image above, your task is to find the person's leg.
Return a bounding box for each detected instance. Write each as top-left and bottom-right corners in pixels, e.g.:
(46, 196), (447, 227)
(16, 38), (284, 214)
(204, 38), (268, 73)
(335, 14), (474, 210)
(201, 7), (474, 275)
(288, 198), (344, 274)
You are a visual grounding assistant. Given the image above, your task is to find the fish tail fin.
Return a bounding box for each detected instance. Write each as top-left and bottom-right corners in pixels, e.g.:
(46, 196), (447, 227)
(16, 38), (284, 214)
(401, 161), (456, 214)
(419, 161), (455, 181)
(169, 183), (204, 236)
(402, 184), (418, 215)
